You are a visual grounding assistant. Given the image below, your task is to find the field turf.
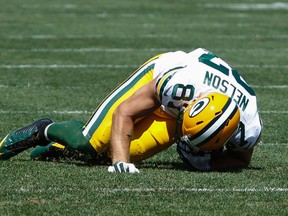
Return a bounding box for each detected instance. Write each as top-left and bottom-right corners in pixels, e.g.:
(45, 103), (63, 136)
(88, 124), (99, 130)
(0, 0), (287, 215)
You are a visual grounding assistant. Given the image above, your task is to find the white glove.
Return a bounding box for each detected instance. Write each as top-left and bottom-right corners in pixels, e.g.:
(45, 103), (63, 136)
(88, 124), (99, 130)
(108, 161), (140, 173)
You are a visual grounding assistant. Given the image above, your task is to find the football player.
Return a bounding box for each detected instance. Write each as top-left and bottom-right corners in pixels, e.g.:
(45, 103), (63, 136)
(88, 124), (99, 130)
(0, 48), (263, 173)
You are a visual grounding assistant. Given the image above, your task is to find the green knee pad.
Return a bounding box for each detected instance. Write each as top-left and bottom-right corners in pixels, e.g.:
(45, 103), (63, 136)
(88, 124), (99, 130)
(47, 120), (95, 154)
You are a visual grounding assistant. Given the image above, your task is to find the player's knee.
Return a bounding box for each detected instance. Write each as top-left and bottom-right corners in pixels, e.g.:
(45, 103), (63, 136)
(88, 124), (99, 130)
(47, 120), (93, 153)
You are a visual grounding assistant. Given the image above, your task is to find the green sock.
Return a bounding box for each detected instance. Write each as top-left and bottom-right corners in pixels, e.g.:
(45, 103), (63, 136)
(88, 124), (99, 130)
(46, 120), (95, 154)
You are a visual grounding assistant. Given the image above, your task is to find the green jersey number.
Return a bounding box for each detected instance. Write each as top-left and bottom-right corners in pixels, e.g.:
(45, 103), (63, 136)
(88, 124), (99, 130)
(199, 52), (254, 146)
(199, 52), (255, 96)
(171, 84), (195, 100)
(167, 84), (195, 109)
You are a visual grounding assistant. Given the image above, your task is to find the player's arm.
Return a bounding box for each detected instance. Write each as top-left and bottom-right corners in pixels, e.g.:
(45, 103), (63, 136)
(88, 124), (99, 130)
(177, 142), (254, 171)
(210, 148), (254, 171)
(110, 78), (161, 169)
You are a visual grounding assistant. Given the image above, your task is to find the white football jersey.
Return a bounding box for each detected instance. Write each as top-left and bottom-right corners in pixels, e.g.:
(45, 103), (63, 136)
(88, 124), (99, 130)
(153, 48), (262, 150)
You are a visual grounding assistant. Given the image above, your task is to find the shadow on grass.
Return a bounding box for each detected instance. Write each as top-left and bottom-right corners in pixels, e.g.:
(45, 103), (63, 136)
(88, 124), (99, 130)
(11, 157), (264, 173)
(137, 161), (264, 173)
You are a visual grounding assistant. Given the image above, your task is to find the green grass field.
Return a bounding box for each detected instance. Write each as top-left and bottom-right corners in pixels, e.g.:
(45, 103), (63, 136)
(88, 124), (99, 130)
(0, 0), (287, 215)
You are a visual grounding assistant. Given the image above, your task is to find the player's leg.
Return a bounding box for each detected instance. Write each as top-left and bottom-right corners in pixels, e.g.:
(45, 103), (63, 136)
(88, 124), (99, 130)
(82, 55), (160, 155)
(45, 120), (95, 153)
(31, 54), (162, 161)
(31, 102), (175, 163)
(40, 108), (176, 163)
(30, 120), (99, 161)
(0, 118), (52, 160)
(31, 143), (66, 161)
(129, 108), (177, 162)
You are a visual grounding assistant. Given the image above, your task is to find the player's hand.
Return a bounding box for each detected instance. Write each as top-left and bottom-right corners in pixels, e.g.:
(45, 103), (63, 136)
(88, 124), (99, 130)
(108, 161), (140, 173)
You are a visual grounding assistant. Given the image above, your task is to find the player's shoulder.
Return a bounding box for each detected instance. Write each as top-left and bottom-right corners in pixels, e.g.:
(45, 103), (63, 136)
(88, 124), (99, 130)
(153, 51), (187, 77)
(153, 48), (206, 86)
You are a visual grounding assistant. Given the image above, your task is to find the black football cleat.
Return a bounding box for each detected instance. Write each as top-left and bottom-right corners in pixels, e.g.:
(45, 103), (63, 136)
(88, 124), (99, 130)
(0, 118), (53, 160)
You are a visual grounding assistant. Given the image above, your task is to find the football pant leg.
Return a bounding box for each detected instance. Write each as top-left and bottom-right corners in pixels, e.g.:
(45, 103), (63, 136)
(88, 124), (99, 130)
(128, 108), (176, 162)
(45, 120), (96, 155)
(82, 56), (158, 154)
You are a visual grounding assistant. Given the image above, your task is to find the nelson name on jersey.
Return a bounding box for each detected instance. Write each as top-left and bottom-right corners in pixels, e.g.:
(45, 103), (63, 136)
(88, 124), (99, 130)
(203, 71), (250, 112)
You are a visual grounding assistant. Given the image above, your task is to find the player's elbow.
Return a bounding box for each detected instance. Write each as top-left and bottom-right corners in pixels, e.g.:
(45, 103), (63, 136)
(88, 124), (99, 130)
(112, 102), (134, 126)
(113, 102), (129, 118)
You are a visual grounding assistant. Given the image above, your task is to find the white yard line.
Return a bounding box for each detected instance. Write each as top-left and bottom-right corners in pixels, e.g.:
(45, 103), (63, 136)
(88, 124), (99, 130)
(5, 47), (169, 53)
(3, 34), (177, 40)
(252, 85), (288, 89)
(216, 35), (288, 39)
(96, 187), (288, 193)
(20, 2), (288, 11)
(235, 64), (288, 69)
(3, 47), (288, 53)
(260, 111), (288, 114)
(259, 143), (287, 146)
(0, 64), (137, 69)
(2, 34), (288, 40)
(1, 64), (288, 69)
(16, 186), (288, 193)
(54, 187), (288, 193)
(0, 110), (92, 115)
(203, 3), (288, 10)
